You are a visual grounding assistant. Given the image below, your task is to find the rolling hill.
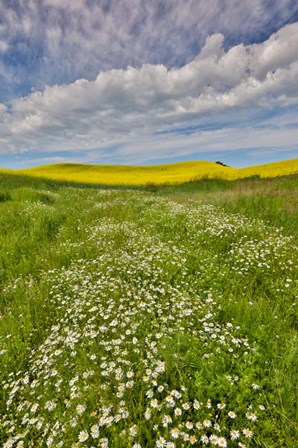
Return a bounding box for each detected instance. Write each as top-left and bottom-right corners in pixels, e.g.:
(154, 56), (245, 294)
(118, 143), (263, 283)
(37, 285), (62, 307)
(1, 158), (297, 186)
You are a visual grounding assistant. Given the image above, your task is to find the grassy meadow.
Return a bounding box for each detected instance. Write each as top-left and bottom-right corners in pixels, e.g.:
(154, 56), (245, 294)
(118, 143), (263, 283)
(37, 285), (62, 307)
(0, 169), (297, 447)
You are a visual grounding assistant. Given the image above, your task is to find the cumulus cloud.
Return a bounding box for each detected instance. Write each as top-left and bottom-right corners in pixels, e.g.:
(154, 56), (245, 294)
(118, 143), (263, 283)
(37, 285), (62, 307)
(1, 22), (298, 160)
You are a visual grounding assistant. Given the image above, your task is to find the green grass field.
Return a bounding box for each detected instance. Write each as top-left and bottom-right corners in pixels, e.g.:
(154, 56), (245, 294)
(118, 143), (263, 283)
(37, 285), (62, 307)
(0, 171), (297, 447)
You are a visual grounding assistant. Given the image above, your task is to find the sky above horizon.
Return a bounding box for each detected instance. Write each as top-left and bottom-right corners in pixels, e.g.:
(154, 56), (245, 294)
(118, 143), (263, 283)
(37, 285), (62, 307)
(0, 0), (298, 169)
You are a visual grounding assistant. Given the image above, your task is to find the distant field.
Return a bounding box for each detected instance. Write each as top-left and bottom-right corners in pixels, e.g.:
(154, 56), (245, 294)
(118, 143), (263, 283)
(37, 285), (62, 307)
(2, 158), (297, 186)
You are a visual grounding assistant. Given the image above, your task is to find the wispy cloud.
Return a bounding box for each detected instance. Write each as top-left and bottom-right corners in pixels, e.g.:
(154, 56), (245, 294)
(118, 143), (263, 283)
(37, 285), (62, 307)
(112, 126), (298, 165)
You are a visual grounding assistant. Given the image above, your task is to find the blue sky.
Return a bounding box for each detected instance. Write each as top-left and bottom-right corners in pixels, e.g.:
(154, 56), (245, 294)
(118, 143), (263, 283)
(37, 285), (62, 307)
(0, 0), (298, 169)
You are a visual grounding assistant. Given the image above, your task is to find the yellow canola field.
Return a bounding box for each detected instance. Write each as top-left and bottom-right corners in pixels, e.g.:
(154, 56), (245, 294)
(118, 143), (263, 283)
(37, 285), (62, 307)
(2, 158), (298, 186)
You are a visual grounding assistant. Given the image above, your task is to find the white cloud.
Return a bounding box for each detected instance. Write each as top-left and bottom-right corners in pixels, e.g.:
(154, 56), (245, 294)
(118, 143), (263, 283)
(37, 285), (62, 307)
(0, 22), (298, 162)
(250, 23), (298, 79)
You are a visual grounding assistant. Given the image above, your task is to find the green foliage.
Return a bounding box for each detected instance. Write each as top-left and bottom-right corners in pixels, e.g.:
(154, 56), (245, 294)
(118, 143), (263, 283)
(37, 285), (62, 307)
(0, 189), (11, 202)
(156, 174), (298, 237)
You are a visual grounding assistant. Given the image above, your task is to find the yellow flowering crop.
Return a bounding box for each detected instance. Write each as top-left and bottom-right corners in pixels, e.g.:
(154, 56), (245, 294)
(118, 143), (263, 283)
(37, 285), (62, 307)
(2, 158), (296, 186)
